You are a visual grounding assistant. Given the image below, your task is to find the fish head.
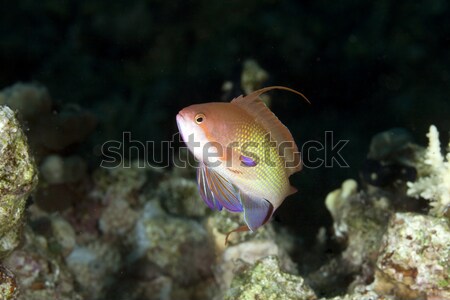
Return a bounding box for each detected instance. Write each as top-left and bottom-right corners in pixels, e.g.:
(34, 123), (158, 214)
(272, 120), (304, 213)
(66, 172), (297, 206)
(177, 102), (234, 162)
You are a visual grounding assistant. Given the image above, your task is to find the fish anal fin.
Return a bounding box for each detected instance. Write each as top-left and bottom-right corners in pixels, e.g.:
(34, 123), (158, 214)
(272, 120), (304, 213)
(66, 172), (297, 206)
(231, 86), (303, 176)
(240, 192), (274, 231)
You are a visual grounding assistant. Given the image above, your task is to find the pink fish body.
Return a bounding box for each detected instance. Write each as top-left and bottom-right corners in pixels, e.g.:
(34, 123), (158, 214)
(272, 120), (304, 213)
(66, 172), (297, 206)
(176, 86), (306, 241)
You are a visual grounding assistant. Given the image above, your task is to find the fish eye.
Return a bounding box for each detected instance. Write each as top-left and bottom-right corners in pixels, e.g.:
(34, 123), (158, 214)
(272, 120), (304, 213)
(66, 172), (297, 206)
(195, 113), (205, 124)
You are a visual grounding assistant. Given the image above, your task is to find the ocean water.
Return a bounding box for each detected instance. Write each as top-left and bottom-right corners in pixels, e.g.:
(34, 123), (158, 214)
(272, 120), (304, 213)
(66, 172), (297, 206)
(0, 1), (448, 299)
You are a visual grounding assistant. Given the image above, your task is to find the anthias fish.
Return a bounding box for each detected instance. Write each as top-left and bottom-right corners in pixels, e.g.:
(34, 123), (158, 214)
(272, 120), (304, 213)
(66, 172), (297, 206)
(176, 86), (307, 243)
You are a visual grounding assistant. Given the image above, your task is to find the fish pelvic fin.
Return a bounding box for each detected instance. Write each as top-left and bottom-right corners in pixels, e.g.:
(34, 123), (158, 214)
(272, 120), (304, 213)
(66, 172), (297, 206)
(225, 225), (250, 246)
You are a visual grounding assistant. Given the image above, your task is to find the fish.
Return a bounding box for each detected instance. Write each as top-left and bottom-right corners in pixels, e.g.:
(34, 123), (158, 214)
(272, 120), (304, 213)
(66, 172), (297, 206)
(176, 86), (308, 244)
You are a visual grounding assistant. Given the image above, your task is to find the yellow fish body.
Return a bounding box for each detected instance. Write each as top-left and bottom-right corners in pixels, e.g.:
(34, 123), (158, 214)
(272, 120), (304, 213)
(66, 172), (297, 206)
(176, 86), (306, 241)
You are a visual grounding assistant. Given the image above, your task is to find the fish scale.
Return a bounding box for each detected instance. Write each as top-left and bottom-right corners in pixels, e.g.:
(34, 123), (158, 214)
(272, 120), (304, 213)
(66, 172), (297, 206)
(231, 120), (288, 203)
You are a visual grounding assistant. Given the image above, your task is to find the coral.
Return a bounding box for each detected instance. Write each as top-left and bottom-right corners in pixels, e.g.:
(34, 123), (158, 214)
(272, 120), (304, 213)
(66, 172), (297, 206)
(106, 199), (216, 300)
(0, 83), (96, 215)
(26, 206), (77, 259)
(200, 189), (301, 298)
(0, 106), (38, 259)
(108, 275), (174, 300)
(0, 83), (52, 121)
(367, 128), (413, 161)
(3, 226), (82, 300)
(0, 266), (17, 300)
(206, 209), (276, 249)
(91, 160), (147, 203)
(373, 212), (450, 299)
(407, 125), (450, 217)
(325, 179), (359, 239)
(325, 179), (391, 268)
(157, 177), (209, 218)
(48, 215), (77, 257)
(99, 198), (139, 236)
(91, 161), (146, 237)
(39, 155), (87, 185)
(310, 179), (391, 295)
(135, 215), (214, 284)
(217, 239), (297, 292)
(324, 285), (396, 300)
(362, 128), (419, 188)
(66, 240), (121, 299)
(0, 83), (96, 160)
(240, 59), (269, 95)
(225, 256), (316, 300)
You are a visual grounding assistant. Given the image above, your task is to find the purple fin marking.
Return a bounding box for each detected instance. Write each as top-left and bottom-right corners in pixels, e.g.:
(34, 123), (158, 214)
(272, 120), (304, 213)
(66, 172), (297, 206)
(240, 192), (274, 231)
(197, 162), (243, 212)
(240, 155), (257, 167)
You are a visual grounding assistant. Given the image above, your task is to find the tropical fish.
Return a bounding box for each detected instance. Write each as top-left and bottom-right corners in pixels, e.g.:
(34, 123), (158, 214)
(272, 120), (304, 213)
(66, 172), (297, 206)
(176, 86), (308, 244)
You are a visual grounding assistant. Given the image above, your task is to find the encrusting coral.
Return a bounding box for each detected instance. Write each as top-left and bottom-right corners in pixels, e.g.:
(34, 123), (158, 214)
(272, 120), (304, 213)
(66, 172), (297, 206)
(407, 125), (450, 217)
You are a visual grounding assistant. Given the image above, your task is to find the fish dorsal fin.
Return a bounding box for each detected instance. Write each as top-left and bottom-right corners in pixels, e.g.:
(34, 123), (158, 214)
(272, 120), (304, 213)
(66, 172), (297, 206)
(231, 86), (306, 175)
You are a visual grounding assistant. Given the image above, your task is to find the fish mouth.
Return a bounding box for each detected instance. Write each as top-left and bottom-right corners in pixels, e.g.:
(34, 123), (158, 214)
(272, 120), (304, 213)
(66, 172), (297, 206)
(176, 113), (184, 128)
(176, 113), (187, 142)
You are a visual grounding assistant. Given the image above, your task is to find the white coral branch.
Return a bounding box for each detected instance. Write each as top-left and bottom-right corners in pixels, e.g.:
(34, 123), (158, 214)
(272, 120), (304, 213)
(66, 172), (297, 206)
(407, 125), (450, 217)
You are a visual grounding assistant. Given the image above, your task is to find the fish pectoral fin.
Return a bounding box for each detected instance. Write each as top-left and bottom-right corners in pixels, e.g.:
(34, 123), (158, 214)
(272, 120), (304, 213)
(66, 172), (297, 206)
(224, 225), (250, 246)
(197, 162), (243, 212)
(197, 162), (220, 210)
(240, 192), (274, 231)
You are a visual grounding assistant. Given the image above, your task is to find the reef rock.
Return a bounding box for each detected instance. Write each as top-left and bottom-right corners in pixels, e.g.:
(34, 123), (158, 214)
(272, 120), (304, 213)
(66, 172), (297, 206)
(225, 256), (316, 300)
(0, 106), (38, 259)
(0, 83), (97, 161)
(4, 226), (82, 300)
(0, 83), (52, 121)
(0, 266), (17, 300)
(39, 155), (87, 185)
(325, 179), (391, 270)
(66, 240), (121, 299)
(374, 212), (450, 299)
(157, 177), (209, 218)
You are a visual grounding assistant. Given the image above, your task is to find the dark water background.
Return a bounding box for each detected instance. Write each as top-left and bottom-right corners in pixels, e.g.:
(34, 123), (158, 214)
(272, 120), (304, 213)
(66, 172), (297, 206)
(1, 1), (449, 242)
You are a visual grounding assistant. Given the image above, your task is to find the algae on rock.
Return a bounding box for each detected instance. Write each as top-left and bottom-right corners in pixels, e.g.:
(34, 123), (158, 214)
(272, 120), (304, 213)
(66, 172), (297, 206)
(0, 106), (38, 259)
(374, 212), (450, 299)
(225, 256), (317, 300)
